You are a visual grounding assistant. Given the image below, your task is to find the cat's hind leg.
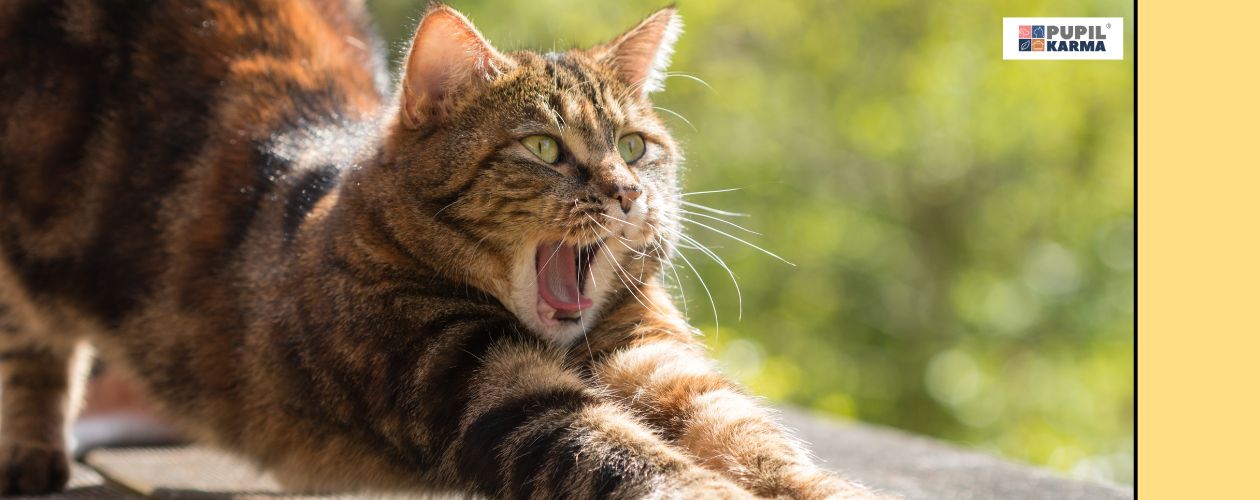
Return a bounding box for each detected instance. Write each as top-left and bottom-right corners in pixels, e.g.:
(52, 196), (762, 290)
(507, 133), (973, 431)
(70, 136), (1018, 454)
(0, 300), (91, 495)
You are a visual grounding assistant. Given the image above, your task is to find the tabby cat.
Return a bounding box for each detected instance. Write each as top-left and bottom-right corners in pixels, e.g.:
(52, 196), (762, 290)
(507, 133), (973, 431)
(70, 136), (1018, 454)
(0, 1), (879, 498)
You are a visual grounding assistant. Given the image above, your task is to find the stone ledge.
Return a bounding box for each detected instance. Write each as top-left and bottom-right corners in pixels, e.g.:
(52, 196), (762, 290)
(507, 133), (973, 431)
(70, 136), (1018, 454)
(777, 409), (1132, 500)
(20, 408), (1131, 499)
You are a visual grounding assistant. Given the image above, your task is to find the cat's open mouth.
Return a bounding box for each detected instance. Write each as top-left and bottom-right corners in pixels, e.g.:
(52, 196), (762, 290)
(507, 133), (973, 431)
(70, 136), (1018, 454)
(535, 241), (598, 324)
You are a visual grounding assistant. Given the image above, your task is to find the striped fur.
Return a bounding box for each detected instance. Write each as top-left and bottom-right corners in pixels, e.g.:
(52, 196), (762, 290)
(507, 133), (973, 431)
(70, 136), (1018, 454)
(0, 1), (878, 497)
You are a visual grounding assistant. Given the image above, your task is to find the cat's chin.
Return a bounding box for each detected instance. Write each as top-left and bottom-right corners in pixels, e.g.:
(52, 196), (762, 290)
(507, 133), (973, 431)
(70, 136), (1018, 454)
(528, 305), (596, 345)
(535, 298), (585, 327)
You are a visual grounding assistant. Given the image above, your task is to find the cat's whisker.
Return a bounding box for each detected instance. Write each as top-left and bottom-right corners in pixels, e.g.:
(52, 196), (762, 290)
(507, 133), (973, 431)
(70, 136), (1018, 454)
(653, 242), (689, 318)
(572, 199), (610, 243)
(680, 210), (761, 235)
(607, 247), (654, 291)
(675, 232), (743, 320)
(681, 218), (794, 266)
(546, 103), (567, 132)
(655, 218), (753, 320)
(576, 241), (593, 360)
(586, 212), (637, 244)
(613, 78), (651, 102)
(584, 215), (652, 288)
(681, 200), (749, 218)
(582, 225), (602, 299)
(662, 72), (715, 92)
(608, 237), (650, 282)
(612, 237), (653, 260)
(599, 211), (638, 228)
(653, 106), (697, 132)
(669, 240), (720, 337)
(594, 232), (666, 317)
(539, 227), (574, 276)
(673, 241), (706, 251)
(633, 240), (654, 284)
(432, 198), (462, 218)
(672, 187), (743, 198)
(585, 216), (661, 302)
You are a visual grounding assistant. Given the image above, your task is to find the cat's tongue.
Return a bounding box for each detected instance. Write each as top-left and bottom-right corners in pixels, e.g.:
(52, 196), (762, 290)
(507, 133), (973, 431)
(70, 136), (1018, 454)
(536, 242), (592, 315)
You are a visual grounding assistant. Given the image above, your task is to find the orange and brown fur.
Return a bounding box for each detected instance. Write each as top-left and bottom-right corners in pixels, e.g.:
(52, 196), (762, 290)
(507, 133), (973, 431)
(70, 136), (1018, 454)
(0, 1), (880, 498)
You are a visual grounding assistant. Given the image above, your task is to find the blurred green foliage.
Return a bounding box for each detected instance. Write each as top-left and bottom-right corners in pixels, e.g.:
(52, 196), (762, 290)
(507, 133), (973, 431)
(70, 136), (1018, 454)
(370, 0), (1134, 485)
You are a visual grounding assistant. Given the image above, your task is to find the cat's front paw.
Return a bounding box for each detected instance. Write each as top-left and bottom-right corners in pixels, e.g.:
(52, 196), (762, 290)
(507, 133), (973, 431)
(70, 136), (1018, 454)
(762, 465), (893, 500)
(665, 469), (759, 499)
(0, 441), (70, 495)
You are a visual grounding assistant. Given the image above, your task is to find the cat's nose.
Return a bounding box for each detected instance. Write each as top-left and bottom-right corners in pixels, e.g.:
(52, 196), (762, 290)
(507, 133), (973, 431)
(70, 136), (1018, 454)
(604, 184), (642, 214)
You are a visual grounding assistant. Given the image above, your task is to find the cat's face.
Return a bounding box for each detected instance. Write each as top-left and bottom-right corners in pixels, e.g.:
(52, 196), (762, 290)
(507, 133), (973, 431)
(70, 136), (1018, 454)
(382, 6), (684, 344)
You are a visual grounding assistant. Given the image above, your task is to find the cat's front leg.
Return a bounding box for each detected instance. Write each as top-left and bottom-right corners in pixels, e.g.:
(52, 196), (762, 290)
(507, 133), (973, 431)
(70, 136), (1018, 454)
(448, 340), (756, 499)
(587, 294), (887, 499)
(0, 339), (88, 495)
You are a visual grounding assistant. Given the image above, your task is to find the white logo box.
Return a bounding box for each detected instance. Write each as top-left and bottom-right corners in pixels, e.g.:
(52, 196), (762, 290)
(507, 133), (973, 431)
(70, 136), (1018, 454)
(1003, 17), (1124, 60)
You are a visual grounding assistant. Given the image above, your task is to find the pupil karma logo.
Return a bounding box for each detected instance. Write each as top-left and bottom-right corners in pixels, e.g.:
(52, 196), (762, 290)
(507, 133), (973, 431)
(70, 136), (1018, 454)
(1020, 24), (1105, 52)
(1004, 18), (1123, 60)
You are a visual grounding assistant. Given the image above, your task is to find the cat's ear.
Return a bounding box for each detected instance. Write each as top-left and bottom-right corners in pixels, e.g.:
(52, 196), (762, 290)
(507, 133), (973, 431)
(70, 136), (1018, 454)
(400, 5), (514, 128)
(591, 7), (683, 96)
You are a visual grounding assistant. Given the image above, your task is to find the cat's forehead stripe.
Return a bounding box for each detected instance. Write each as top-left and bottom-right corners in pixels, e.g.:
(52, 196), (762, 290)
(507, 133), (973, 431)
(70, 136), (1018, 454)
(542, 58), (621, 144)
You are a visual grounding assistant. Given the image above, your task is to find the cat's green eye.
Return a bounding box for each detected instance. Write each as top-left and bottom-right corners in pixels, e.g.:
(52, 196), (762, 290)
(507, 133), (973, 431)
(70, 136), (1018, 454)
(617, 133), (646, 163)
(521, 135), (560, 164)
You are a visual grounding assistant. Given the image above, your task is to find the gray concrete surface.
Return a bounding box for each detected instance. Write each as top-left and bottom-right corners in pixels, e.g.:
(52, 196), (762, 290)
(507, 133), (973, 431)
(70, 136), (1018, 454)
(21, 408), (1132, 499)
(778, 409), (1133, 499)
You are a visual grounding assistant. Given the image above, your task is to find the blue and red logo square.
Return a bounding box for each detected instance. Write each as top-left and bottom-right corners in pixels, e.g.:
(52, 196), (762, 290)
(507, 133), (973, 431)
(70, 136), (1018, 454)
(1019, 25), (1046, 51)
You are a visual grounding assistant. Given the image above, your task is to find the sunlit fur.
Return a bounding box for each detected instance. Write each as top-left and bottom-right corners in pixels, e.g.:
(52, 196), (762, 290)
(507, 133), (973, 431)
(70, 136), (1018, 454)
(0, 1), (880, 498)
